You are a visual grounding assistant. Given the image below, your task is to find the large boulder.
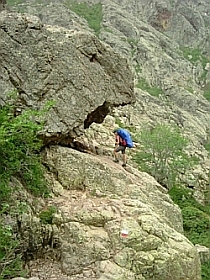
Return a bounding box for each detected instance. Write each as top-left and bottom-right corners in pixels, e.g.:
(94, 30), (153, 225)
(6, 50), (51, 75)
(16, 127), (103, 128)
(0, 11), (135, 144)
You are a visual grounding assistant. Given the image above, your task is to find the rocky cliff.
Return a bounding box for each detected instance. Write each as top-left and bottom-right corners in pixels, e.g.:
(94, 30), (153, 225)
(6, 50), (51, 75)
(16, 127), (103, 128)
(7, 0), (210, 198)
(1, 1), (210, 280)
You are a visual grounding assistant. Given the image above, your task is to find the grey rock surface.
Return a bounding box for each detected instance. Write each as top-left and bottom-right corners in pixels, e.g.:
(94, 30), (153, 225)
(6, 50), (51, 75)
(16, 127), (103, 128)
(33, 145), (201, 280)
(10, 143), (202, 280)
(0, 11), (135, 144)
(1, 1), (209, 280)
(195, 244), (210, 264)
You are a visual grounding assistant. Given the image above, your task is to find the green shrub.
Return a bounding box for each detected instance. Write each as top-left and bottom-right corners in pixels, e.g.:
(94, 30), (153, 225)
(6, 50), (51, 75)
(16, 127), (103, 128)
(0, 101), (50, 202)
(0, 98), (53, 278)
(39, 206), (57, 224)
(204, 141), (210, 152)
(182, 206), (209, 233)
(182, 47), (209, 67)
(133, 124), (198, 189)
(169, 185), (210, 214)
(201, 259), (210, 280)
(127, 38), (138, 47)
(135, 64), (142, 74)
(65, 1), (103, 36)
(169, 185), (196, 208)
(115, 118), (125, 129)
(169, 185), (210, 279)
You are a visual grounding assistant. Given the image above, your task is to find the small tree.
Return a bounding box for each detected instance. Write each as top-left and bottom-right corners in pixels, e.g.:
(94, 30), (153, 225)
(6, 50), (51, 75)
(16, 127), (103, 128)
(133, 124), (198, 189)
(0, 105), (47, 202)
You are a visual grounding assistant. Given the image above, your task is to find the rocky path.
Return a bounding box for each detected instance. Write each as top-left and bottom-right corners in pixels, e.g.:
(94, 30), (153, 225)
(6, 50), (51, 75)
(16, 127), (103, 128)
(27, 155), (131, 280)
(17, 148), (174, 280)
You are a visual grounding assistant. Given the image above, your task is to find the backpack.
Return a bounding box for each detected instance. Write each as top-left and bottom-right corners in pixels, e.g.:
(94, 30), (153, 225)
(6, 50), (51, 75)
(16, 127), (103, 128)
(116, 128), (134, 148)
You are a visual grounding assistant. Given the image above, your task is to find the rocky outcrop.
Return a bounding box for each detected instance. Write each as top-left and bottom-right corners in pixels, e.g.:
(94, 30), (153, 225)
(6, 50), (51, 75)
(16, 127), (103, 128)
(9, 1), (210, 143)
(195, 244), (210, 264)
(106, 0), (210, 52)
(24, 145), (200, 280)
(0, 11), (135, 144)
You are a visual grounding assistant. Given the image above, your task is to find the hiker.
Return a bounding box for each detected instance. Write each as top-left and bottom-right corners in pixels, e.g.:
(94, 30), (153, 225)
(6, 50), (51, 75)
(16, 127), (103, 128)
(113, 129), (127, 167)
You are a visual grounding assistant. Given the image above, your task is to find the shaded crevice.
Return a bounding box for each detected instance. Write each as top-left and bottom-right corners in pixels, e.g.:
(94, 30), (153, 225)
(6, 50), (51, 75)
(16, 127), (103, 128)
(39, 134), (91, 154)
(39, 133), (74, 147)
(90, 53), (97, 62)
(84, 101), (110, 129)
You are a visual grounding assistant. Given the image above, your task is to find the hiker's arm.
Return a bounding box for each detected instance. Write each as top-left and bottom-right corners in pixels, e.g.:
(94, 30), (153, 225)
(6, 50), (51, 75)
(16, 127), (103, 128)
(115, 135), (120, 146)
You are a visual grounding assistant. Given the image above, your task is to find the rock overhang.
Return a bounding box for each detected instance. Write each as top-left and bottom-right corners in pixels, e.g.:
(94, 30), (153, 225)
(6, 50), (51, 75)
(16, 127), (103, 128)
(0, 11), (135, 145)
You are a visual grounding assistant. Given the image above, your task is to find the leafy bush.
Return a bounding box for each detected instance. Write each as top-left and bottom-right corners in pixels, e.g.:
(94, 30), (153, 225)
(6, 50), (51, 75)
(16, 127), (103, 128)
(133, 124), (198, 189)
(133, 123), (209, 278)
(0, 102), (49, 203)
(169, 185), (210, 214)
(169, 185), (210, 279)
(127, 38), (138, 47)
(182, 206), (209, 238)
(204, 143), (210, 155)
(65, 1), (103, 36)
(115, 118), (125, 129)
(0, 99), (52, 278)
(39, 206), (57, 224)
(182, 47), (209, 67)
(201, 259), (210, 280)
(135, 64), (142, 74)
(169, 186), (210, 245)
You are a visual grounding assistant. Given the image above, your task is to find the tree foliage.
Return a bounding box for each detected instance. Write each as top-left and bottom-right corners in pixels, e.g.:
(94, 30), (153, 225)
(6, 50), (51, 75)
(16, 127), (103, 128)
(133, 123), (198, 189)
(169, 185), (210, 280)
(0, 102), (49, 203)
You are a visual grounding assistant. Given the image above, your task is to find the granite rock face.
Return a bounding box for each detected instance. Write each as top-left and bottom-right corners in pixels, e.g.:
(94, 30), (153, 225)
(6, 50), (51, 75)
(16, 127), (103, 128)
(0, 11), (135, 144)
(16, 145), (201, 280)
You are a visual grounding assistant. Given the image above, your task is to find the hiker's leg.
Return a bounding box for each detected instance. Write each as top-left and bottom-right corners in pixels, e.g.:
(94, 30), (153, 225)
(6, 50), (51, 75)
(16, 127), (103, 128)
(114, 146), (124, 162)
(113, 150), (119, 161)
(121, 147), (127, 166)
(113, 146), (120, 162)
(122, 153), (127, 164)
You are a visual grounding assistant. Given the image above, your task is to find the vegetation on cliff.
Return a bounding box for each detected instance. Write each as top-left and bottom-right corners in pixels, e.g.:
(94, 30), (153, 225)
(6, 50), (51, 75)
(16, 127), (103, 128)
(133, 123), (210, 280)
(0, 99), (49, 279)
